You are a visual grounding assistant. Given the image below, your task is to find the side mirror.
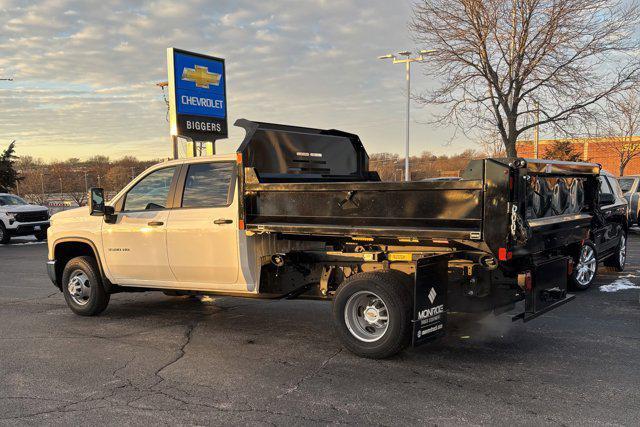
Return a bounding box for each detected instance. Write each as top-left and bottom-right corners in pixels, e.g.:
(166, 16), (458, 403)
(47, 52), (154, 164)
(599, 192), (615, 206)
(89, 188), (106, 216)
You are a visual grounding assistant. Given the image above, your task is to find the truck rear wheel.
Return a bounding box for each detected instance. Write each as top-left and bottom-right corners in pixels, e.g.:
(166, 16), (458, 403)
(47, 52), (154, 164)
(332, 271), (412, 359)
(62, 256), (110, 316)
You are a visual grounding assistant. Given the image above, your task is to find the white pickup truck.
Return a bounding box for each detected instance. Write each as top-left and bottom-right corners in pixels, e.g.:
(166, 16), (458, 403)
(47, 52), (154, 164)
(0, 193), (50, 243)
(46, 119), (601, 358)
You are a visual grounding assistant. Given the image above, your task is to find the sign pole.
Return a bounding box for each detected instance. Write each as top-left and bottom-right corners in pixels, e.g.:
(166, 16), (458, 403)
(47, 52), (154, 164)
(171, 135), (178, 159)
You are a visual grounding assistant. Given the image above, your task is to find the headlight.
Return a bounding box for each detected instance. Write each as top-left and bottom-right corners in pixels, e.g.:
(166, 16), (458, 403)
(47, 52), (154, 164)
(5, 212), (16, 225)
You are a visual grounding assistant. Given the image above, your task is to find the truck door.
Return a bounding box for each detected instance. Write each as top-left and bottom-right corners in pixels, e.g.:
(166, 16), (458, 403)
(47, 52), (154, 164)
(595, 176), (619, 253)
(166, 161), (239, 288)
(102, 166), (178, 283)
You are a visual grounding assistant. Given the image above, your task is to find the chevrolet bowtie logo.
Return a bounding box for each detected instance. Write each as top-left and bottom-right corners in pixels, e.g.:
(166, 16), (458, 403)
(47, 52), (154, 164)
(181, 65), (221, 89)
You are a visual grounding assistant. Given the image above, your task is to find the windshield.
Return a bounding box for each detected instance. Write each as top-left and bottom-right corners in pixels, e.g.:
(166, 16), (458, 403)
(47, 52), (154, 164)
(617, 178), (635, 193)
(0, 195), (28, 206)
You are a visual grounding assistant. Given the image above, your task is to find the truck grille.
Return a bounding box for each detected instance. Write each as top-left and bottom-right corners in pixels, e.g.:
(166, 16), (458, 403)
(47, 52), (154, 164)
(15, 211), (48, 223)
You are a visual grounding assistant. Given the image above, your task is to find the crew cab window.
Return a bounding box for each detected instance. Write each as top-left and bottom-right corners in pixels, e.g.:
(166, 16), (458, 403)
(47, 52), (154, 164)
(182, 162), (234, 208)
(123, 167), (176, 211)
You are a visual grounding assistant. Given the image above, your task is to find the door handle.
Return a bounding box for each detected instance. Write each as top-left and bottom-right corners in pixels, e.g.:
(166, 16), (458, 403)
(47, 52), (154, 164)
(147, 221), (164, 226)
(214, 218), (233, 225)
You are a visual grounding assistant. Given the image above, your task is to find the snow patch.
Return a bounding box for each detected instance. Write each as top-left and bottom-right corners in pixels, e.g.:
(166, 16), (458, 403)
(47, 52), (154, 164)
(599, 278), (640, 293)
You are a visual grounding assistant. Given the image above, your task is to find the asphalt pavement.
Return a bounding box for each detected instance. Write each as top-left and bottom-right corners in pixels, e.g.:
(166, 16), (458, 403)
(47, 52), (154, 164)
(1, 235), (639, 425)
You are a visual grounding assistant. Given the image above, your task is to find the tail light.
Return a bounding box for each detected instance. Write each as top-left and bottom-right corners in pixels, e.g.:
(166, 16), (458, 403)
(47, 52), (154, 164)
(498, 247), (513, 261)
(518, 270), (533, 292)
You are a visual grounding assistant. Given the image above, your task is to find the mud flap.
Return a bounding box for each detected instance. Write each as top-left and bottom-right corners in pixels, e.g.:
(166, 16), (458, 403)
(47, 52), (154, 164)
(512, 256), (575, 322)
(412, 253), (452, 347)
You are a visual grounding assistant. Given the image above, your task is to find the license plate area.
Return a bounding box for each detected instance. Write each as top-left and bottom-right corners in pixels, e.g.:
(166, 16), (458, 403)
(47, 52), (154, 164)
(513, 256), (573, 322)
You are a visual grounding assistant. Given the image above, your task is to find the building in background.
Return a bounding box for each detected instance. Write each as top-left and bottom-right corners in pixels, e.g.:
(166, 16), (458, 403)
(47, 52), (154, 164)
(517, 136), (640, 176)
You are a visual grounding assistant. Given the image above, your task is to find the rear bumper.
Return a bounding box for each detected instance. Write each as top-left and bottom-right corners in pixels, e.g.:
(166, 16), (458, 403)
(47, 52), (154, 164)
(46, 260), (59, 289)
(512, 294), (575, 322)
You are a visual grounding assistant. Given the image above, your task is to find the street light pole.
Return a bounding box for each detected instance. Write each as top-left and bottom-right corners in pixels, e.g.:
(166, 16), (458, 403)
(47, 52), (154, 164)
(378, 50), (435, 181)
(404, 59), (410, 182)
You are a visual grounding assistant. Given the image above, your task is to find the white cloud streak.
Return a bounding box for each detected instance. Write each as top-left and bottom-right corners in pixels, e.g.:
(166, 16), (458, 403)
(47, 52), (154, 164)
(0, 0), (463, 160)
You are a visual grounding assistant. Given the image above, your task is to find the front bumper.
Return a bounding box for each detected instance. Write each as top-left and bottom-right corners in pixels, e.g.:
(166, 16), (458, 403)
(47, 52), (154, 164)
(46, 260), (59, 289)
(6, 221), (50, 236)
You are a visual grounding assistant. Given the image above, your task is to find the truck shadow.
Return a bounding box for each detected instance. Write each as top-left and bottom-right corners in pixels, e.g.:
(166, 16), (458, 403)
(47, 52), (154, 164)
(100, 294), (560, 365)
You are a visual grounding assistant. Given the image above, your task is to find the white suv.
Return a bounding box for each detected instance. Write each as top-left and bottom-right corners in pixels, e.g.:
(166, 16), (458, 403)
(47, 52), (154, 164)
(0, 193), (50, 244)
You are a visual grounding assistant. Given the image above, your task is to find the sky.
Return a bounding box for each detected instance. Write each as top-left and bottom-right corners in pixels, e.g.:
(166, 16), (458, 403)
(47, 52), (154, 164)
(0, 0), (473, 161)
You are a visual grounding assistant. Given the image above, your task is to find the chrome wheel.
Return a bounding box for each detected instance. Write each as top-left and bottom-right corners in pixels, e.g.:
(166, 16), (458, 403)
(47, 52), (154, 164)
(619, 234), (627, 267)
(575, 245), (597, 286)
(344, 291), (389, 343)
(67, 270), (91, 306)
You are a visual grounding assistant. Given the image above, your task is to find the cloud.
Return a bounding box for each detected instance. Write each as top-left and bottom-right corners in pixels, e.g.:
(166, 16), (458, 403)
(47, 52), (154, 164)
(0, 0), (463, 161)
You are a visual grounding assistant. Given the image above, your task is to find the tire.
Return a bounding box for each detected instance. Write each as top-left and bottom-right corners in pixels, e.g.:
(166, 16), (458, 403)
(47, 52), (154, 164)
(0, 223), (10, 244)
(62, 256), (110, 316)
(570, 241), (598, 291)
(605, 231), (627, 272)
(332, 271), (412, 359)
(34, 231), (47, 241)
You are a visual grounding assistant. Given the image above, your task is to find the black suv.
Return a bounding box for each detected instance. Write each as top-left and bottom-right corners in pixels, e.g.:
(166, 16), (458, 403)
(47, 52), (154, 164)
(570, 171), (628, 289)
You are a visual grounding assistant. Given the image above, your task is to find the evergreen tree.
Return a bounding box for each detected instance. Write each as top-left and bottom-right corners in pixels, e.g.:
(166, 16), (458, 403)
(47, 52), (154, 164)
(543, 140), (583, 162)
(0, 141), (21, 192)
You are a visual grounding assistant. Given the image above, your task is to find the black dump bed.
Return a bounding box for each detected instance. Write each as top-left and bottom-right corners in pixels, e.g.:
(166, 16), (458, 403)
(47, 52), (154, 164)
(235, 119), (601, 259)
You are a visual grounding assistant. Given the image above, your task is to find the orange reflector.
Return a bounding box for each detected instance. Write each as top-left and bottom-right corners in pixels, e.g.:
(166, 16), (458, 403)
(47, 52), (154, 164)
(567, 258), (574, 275)
(236, 152), (243, 164)
(238, 219), (245, 230)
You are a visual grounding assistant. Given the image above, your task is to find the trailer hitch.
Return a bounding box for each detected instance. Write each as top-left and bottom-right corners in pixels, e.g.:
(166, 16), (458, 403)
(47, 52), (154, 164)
(540, 287), (566, 302)
(338, 191), (360, 209)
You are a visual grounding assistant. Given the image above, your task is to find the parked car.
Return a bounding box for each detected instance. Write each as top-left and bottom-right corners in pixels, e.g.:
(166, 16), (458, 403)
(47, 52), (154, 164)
(0, 193), (50, 244)
(616, 175), (640, 226)
(570, 171), (628, 290)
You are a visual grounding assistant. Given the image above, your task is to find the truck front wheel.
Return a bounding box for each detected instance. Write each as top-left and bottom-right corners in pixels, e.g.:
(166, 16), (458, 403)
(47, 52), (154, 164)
(0, 223), (10, 244)
(62, 256), (110, 316)
(332, 271), (412, 359)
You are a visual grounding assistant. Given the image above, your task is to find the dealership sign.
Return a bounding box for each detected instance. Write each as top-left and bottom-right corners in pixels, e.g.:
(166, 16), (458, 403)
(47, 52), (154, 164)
(167, 48), (228, 140)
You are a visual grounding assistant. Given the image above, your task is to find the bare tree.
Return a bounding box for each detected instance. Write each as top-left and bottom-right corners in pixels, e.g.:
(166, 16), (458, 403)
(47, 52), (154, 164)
(477, 130), (507, 157)
(411, 0), (640, 157)
(599, 90), (640, 175)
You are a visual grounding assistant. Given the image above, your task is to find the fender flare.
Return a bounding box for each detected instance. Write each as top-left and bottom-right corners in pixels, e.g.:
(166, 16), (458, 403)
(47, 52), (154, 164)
(53, 237), (113, 291)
